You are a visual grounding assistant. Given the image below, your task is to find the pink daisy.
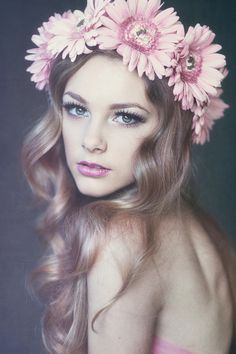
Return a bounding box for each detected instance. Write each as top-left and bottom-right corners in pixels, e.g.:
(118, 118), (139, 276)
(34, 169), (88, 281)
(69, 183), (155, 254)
(25, 12), (76, 89)
(97, 0), (183, 80)
(192, 89), (229, 144)
(46, 10), (93, 61)
(25, 2), (108, 89)
(25, 20), (56, 90)
(168, 24), (226, 111)
(46, 1), (109, 60)
(25, 48), (54, 90)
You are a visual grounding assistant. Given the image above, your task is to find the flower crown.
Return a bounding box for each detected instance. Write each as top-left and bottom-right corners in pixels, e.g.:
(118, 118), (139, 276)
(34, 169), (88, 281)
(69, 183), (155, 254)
(25, 0), (229, 145)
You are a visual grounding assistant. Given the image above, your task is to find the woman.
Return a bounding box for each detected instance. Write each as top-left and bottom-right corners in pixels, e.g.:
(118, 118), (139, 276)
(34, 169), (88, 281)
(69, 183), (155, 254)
(23, 0), (236, 353)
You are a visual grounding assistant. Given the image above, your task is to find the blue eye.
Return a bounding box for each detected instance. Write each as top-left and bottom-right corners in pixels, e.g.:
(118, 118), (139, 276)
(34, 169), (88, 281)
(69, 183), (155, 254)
(62, 102), (89, 118)
(114, 111), (145, 127)
(62, 103), (145, 127)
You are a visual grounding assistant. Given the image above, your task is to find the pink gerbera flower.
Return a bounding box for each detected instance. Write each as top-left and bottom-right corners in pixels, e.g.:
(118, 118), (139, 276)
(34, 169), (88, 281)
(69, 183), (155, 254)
(168, 24), (226, 111)
(46, 10), (92, 61)
(25, 12), (77, 89)
(46, 1), (109, 60)
(25, 2), (108, 89)
(192, 89), (229, 144)
(97, 0), (182, 80)
(25, 19), (57, 90)
(25, 48), (54, 90)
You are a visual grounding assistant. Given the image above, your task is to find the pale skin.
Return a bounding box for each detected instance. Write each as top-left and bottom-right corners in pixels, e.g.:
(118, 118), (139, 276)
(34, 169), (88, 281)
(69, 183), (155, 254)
(62, 56), (158, 198)
(61, 55), (233, 354)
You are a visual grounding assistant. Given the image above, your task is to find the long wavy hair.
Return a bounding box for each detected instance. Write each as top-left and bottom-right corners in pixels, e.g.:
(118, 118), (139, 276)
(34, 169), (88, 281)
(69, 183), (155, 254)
(22, 50), (236, 354)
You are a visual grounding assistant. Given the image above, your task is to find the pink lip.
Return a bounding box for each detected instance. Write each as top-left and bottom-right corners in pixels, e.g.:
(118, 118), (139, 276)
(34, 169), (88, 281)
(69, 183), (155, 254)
(79, 160), (109, 169)
(77, 161), (111, 177)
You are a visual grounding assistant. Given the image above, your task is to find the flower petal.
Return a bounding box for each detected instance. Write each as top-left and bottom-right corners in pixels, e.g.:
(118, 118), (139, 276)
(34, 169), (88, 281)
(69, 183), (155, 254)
(75, 40), (86, 55)
(203, 53), (226, 68)
(127, 0), (138, 16)
(97, 27), (117, 36)
(110, 0), (130, 19)
(188, 83), (206, 101)
(173, 81), (184, 96)
(155, 51), (171, 66)
(149, 55), (165, 78)
(201, 67), (224, 86)
(128, 50), (140, 72)
(136, 0), (148, 16)
(154, 7), (175, 24)
(198, 78), (218, 95)
(201, 44), (222, 55)
(106, 2), (125, 24)
(117, 44), (132, 65)
(145, 0), (161, 17)
(98, 36), (120, 49)
(137, 53), (148, 77)
(100, 15), (119, 31)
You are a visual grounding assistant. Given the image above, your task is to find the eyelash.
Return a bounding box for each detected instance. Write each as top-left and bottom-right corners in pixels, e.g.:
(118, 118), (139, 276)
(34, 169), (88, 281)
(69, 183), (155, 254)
(62, 102), (145, 128)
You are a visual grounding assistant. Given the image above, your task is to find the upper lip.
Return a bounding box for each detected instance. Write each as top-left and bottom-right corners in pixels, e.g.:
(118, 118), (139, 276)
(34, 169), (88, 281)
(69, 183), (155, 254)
(78, 160), (110, 170)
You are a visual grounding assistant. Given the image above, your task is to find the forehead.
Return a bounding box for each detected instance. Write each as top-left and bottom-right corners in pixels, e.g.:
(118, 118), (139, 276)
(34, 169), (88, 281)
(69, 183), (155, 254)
(64, 55), (152, 107)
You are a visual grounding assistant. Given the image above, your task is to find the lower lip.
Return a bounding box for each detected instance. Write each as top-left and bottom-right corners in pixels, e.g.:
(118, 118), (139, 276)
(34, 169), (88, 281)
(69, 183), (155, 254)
(77, 164), (111, 177)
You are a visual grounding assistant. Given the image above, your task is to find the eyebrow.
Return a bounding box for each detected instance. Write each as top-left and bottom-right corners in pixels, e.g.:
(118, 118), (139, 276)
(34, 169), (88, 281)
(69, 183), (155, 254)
(63, 91), (151, 114)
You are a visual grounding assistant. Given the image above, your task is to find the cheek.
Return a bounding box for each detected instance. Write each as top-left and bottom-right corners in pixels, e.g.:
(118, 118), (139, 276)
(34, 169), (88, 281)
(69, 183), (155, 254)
(111, 134), (141, 167)
(62, 132), (76, 166)
(62, 123), (80, 152)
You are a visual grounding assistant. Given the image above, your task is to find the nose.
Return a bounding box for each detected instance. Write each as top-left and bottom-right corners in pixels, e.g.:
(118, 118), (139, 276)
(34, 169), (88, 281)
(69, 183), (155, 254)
(81, 119), (107, 153)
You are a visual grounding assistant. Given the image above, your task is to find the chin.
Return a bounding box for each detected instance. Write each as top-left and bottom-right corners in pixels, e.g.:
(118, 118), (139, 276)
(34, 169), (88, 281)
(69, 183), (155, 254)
(77, 181), (136, 200)
(76, 183), (117, 198)
(79, 189), (113, 198)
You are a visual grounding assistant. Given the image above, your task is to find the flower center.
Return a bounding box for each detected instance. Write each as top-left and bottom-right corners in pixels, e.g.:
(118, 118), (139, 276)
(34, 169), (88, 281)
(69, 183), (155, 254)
(186, 55), (195, 70)
(77, 19), (85, 27)
(71, 18), (86, 39)
(180, 52), (203, 83)
(121, 17), (159, 53)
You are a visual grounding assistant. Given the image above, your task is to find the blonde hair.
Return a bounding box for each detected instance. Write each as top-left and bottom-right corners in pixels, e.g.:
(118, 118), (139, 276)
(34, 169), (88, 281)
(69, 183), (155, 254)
(22, 50), (236, 353)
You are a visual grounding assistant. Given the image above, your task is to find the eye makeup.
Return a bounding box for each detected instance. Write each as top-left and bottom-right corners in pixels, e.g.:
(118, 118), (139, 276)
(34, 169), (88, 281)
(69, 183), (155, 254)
(62, 101), (88, 118)
(63, 90), (151, 114)
(113, 109), (146, 128)
(62, 101), (146, 128)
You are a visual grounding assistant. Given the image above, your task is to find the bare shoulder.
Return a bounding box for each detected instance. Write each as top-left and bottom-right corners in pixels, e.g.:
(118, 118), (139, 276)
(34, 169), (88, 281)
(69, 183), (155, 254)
(87, 214), (164, 354)
(90, 213), (165, 304)
(154, 208), (234, 353)
(154, 208), (230, 284)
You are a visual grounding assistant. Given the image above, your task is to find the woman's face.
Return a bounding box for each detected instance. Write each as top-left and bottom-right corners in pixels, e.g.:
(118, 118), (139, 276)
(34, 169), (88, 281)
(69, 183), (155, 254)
(62, 55), (158, 197)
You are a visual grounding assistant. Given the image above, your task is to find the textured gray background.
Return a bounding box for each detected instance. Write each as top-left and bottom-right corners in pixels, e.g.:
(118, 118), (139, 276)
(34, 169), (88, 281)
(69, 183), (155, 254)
(0, 0), (235, 353)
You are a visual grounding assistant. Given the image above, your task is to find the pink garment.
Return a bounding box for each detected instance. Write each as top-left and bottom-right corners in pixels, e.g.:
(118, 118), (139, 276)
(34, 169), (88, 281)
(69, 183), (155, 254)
(152, 337), (196, 354)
